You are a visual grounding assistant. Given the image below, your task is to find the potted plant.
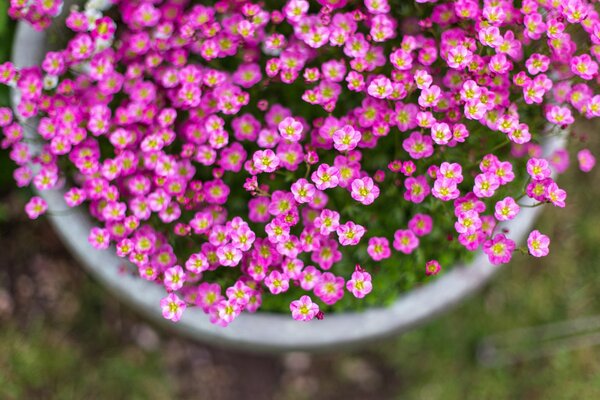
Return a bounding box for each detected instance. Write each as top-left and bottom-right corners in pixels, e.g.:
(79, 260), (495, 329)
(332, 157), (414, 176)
(3, 0), (595, 351)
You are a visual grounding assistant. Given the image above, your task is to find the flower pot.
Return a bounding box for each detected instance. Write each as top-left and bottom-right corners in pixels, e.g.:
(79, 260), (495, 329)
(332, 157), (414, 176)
(11, 21), (567, 353)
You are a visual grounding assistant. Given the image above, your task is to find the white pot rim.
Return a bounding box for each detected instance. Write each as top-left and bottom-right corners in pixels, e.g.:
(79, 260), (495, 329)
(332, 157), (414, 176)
(11, 22), (566, 352)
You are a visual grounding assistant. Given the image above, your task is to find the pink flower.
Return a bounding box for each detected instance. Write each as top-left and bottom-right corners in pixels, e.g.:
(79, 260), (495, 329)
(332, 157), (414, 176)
(346, 267), (373, 298)
(336, 221), (366, 246)
(526, 158), (551, 180)
(185, 252), (209, 274)
(446, 45), (472, 69)
(571, 54), (598, 80)
(350, 177), (380, 205)
(403, 132), (434, 159)
(367, 75), (392, 99)
(367, 237), (391, 261)
(545, 182), (567, 208)
(216, 244), (243, 267)
(483, 234), (515, 265)
(264, 270), (290, 294)
(253, 149), (280, 173)
(333, 125), (361, 152)
(425, 260), (441, 276)
(89, 227), (110, 250)
(408, 214), (433, 236)
(314, 209), (341, 235)
(577, 149), (596, 172)
(291, 178), (316, 203)
(418, 84), (442, 108)
(527, 230), (550, 257)
(311, 163), (340, 190)
(213, 299), (241, 327)
(160, 293), (186, 322)
(473, 173), (500, 198)
(314, 272), (345, 305)
(278, 116), (303, 142)
(290, 295), (320, 321)
(432, 178), (460, 201)
(455, 210), (482, 234)
(393, 229), (419, 254)
(24, 196), (47, 219)
(404, 175), (430, 204)
(494, 197), (520, 221)
(164, 265), (186, 291)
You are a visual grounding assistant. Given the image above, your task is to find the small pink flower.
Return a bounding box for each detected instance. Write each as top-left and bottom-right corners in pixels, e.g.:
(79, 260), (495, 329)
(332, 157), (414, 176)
(446, 45), (472, 69)
(393, 229), (419, 254)
(483, 234), (515, 265)
(336, 221), (366, 246)
(89, 227), (110, 250)
(350, 177), (380, 205)
(185, 252), (209, 274)
(290, 295), (320, 321)
(425, 260), (441, 276)
(333, 125), (362, 152)
(545, 182), (567, 208)
(408, 214), (433, 236)
(346, 267), (373, 298)
(527, 230), (550, 257)
(216, 244), (243, 267)
(473, 173), (500, 198)
(291, 178), (316, 204)
(494, 197), (520, 221)
(264, 270), (290, 294)
(24, 196), (47, 219)
(253, 149), (280, 173)
(311, 163), (340, 190)
(164, 265), (186, 291)
(577, 149), (596, 172)
(213, 299), (241, 327)
(278, 116), (303, 142)
(526, 158), (552, 180)
(160, 293), (186, 322)
(367, 75), (392, 99)
(367, 237), (391, 261)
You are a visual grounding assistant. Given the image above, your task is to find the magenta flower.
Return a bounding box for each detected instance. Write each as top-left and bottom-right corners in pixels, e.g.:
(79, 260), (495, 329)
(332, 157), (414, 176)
(290, 295), (320, 321)
(311, 163), (340, 190)
(253, 149), (280, 173)
(333, 125), (362, 152)
(494, 197), (520, 222)
(350, 177), (380, 205)
(346, 268), (373, 299)
(393, 229), (419, 254)
(336, 221), (366, 246)
(367, 237), (391, 261)
(24, 196), (47, 219)
(527, 230), (550, 258)
(425, 260), (441, 276)
(88, 227), (110, 250)
(278, 116), (303, 142)
(577, 149), (596, 172)
(483, 234), (516, 265)
(367, 75), (393, 99)
(265, 270), (290, 295)
(291, 178), (316, 204)
(160, 293), (186, 323)
(164, 265), (186, 291)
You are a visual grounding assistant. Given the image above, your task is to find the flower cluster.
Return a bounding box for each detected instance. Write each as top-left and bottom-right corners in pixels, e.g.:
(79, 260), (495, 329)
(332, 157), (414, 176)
(2, 0), (598, 325)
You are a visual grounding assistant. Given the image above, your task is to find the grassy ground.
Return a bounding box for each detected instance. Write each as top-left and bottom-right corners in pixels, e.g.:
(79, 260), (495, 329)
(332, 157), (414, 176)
(3, 20), (600, 400)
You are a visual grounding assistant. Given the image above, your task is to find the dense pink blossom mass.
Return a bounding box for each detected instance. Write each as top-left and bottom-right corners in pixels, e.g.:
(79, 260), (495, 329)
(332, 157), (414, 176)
(2, 0), (598, 325)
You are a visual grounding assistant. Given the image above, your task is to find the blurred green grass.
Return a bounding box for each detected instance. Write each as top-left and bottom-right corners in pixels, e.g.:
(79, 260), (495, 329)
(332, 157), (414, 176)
(2, 17), (600, 400)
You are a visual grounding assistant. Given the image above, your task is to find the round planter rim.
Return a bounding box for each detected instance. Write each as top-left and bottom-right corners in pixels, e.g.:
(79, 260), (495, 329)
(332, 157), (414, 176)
(11, 22), (566, 353)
